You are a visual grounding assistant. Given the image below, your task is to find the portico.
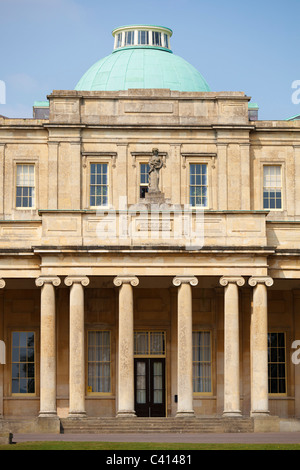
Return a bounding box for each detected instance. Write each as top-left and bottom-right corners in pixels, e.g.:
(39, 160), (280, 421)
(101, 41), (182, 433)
(6, 246), (274, 421)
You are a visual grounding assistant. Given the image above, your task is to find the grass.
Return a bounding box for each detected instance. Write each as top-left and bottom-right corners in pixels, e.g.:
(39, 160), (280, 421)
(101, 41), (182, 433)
(0, 442), (300, 450)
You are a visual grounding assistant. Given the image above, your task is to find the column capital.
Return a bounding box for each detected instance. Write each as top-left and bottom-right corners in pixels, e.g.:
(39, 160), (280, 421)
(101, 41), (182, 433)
(64, 275), (90, 287)
(172, 275), (198, 287)
(248, 276), (274, 287)
(220, 276), (245, 287)
(113, 275), (139, 287)
(35, 276), (61, 288)
(0, 279), (5, 289)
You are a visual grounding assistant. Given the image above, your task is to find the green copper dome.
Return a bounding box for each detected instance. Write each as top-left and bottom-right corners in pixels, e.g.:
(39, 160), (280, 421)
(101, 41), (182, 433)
(75, 25), (211, 93)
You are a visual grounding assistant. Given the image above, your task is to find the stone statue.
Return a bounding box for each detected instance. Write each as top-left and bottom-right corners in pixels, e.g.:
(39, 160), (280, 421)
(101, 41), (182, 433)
(148, 148), (163, 192)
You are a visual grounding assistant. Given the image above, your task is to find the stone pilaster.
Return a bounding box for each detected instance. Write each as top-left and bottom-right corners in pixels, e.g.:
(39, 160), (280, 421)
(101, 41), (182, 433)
(248, 276), (273, 417)
(36, 276), (61, 418)
(113, 275), (139, 417)
(173, 275), (198, 418)
(220, 276), (245, 417)
(64, 275), (90, 417)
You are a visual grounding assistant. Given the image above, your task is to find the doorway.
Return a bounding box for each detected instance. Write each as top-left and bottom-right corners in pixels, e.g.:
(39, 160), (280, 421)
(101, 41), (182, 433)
(134, 358), (166, 417)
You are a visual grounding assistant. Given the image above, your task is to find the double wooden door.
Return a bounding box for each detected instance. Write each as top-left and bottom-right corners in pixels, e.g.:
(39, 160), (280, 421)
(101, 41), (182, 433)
(134, 358), (166, 417)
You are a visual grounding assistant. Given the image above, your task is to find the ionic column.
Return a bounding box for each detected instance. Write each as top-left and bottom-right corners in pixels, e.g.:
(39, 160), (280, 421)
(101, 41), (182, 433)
(113, 275), (139, 417)
(0, 279), (5, 419)
(173, 275), (198, 418)
(35, 276), (61, 418)
(64, 275), (90, 417)
(248, 276), (273, 417)
(220, 276), (245, 417)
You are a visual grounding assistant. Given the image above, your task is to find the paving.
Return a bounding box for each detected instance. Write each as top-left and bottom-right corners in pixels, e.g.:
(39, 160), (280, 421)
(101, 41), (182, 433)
(12, 432), (300, 444)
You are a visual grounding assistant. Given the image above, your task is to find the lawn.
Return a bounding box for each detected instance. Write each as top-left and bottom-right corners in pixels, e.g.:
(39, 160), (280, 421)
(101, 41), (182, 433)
(0, 441), (300, 450)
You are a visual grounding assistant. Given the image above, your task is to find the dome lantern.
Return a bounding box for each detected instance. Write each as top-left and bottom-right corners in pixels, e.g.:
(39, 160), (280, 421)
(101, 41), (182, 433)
(112, 25), (173, 52)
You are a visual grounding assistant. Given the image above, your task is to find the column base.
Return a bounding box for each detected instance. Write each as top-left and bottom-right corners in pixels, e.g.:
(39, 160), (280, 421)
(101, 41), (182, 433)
(222, 411), (242, 418)
(250, 410), (270, 417)
(68, 411), (87, 419)
(38, 411), (58, 419)
(117, 411), (136, 418)
(176, 411), (195, 418)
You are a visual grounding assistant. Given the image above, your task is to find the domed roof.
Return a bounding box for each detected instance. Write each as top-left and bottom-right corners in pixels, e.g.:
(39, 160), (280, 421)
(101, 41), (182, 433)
(75, 25), (211, 93)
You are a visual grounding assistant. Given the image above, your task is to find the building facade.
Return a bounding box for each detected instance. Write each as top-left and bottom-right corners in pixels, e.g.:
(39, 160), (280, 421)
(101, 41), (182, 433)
(1, 25), (300, 432)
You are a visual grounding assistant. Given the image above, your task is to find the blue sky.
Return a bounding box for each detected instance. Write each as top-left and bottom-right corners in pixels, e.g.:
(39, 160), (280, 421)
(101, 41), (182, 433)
(0, 0), (299, 120)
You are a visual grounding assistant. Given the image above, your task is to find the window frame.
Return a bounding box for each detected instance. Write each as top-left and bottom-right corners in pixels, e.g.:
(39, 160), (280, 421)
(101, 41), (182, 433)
(139, 162), (150, 199)
(263, 164), (283, 211)
(86, 330), (112, 396)
(138, 30), (149, 45)
(268, 331), (287, 396)
(189, 162), (209, 209)
(15, 163), (36, 210)
(124, 30), (134, 46)
(192, 330), (213, 396)
(11, 330), (36, 396)
(182, 154), (216, 209)
(152, 31), (162, 47)
(85, 159), (111, 209)
(134, 331), (166, 358)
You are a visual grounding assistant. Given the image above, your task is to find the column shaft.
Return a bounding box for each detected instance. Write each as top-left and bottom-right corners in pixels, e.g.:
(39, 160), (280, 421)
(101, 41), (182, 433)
(249, 277), (273, 416)
(173, 276), (198, 418)
(40, 283), (56, 416)
(224, 283), (240, 416)
(114, 275), (139, 417)
(36, 276), (60, 418)
(220, 276), (244, 417)
(65, 276), (89, 417)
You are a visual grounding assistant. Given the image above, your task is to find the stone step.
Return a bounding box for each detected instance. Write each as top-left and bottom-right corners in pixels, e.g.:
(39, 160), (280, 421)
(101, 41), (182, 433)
(60, 417), (254, 434)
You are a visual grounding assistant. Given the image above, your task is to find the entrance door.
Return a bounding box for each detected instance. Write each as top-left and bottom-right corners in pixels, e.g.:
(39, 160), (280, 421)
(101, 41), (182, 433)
(134, 358), (165, 417)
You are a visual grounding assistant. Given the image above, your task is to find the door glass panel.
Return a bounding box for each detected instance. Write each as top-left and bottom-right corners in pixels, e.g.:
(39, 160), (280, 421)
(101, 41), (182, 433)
(153, 361), (163, 404)
(136, 361), (146, 404)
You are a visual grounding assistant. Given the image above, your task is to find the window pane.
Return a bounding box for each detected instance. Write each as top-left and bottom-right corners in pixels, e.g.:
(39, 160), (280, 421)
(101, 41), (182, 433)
(134, 331), (166, 356)
(152, 31), (162, 46)
(116, 33), (122, 48)
(87, 331), (111, 393)
(193, 331), (212, 393)
(134, 332), (148, 355)
(11, 332), (35, 394)
(189, 164), (208, 207)
(125, 31), (134, 45)
(138, 30), (149, 45)
(263, 166), (282, 210)
(16, 164), (35, 208)
(268, 332), (286, 394)
(90, 163), (108, 206)
(164, 34), (169, 48)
